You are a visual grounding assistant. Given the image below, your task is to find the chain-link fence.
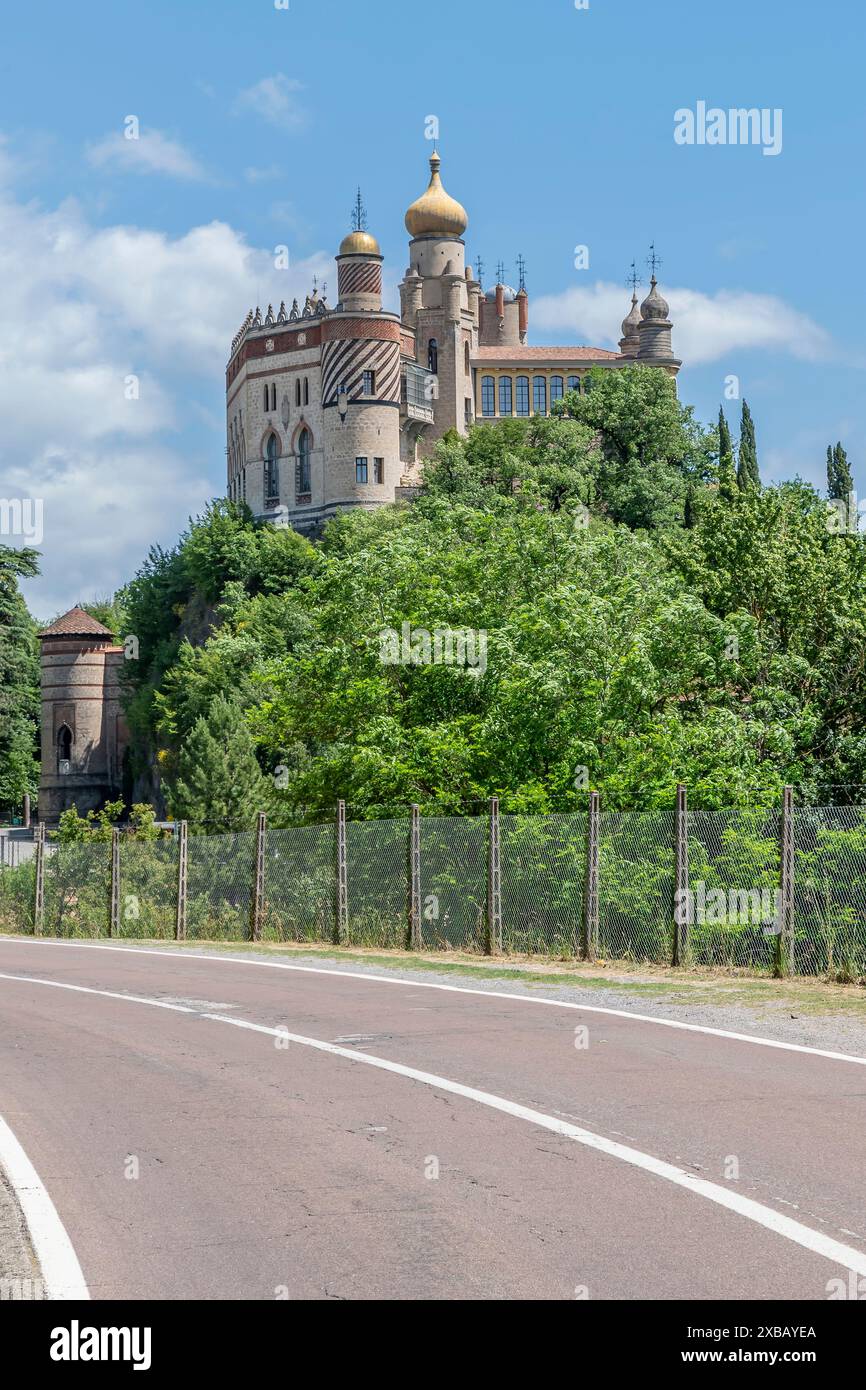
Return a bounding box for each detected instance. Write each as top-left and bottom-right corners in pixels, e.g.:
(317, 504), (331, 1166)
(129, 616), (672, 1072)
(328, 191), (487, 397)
(5, 794), (866, 979)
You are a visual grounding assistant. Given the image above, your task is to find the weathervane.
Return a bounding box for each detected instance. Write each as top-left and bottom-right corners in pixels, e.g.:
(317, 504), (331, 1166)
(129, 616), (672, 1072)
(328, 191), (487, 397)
(646, 243), (663, 278)
(517, 253), (527, 291)
(351, 187), (367, 233)
(496, 259), (507, 286)
(475, 255), (485, 285)
(626, 260), (642, 295)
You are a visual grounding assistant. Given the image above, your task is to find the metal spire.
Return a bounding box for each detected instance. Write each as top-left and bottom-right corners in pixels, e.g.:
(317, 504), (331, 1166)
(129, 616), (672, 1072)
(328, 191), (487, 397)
(351, 187), (367, 233)
(517, 253), (527, 291)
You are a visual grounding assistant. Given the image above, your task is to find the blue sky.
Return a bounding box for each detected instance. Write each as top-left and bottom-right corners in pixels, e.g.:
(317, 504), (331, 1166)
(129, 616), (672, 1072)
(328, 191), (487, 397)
(1, 0), (863, 615)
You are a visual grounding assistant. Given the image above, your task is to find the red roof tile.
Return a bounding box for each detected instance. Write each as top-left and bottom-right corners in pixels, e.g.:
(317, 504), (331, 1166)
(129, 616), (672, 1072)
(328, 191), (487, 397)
(472, 346), (621, 362)
(38, 606), (115, 639)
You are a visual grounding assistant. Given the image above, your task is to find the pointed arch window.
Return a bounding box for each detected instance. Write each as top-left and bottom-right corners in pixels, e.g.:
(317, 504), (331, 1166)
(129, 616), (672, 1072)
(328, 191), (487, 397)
(296, 427), (312, 499)
(265, 433), (280, 503)
(428, 338), (438, 375)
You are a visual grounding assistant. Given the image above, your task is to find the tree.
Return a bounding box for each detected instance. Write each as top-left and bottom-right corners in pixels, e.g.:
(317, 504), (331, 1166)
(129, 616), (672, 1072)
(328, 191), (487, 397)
(717, 406), (738, 501)
(0, 545), (40, 814)
(738, 400), (760, 490)
(170, 694), (270, 833)
(827, 441), (854, 501)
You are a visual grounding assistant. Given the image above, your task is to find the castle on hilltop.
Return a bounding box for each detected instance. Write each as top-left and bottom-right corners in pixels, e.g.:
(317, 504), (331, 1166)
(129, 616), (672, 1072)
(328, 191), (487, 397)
(36, 151), (681, 823)
(225, 150), (680, 534)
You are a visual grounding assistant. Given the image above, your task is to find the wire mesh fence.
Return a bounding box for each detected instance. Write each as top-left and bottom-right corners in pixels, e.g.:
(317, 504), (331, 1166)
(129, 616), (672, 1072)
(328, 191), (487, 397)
(119, 836), (179, 939)
(185, 831), (255, 940)
(420, 815), (488, 951)
(43, 841), (112, 938)
(501, 813), (586, 956)
(266, 823), (336, 943)
(4, 794), (866, 978)
(686, 809), (781, 972)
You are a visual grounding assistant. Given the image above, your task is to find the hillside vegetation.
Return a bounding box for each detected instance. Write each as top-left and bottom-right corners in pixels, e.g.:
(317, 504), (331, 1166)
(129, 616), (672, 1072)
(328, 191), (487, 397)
(101, 366), (866, 828)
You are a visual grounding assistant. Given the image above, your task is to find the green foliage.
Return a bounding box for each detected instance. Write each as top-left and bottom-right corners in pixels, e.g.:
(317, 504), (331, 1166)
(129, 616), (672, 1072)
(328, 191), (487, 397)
(0, 545), (40, 814)
(737, 399), (760, 490)
(80, 369), (866, 829)
(826, 440), (853, 501)
(54, 801), (166, 844)
(170, 694), (271, 832)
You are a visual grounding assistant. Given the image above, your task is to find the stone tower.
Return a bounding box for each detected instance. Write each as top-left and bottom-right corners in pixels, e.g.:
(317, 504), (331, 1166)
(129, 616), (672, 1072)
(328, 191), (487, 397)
(399, 151), (479, 446)
(36, 607), (129, 824)
(637, 276), (680, 371)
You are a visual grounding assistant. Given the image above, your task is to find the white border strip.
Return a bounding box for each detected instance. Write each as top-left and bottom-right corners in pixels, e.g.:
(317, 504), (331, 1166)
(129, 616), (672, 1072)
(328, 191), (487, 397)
(0, 1111), (89, 1300)
(1, 967), (864, 1283)
(3, 936), (866, 1068)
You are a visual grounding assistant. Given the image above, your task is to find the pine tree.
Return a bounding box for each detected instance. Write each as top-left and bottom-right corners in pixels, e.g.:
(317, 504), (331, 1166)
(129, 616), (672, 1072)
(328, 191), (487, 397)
(170, 694), (269, 834)
(737, 400), (760, 489)
(717, 406), (738, 500)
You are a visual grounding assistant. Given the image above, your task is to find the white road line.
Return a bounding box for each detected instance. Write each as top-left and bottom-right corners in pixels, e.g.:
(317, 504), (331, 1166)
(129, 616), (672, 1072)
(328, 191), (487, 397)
(1, 967), (864, 1283)
(0, 1112), (89, 1300)
(3, 935), (866, 1068)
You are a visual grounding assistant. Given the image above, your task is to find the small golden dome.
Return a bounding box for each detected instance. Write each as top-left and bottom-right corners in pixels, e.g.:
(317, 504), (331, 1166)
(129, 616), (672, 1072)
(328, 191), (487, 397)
(405, 151), (468, 239)
(338, 228), (381, 256)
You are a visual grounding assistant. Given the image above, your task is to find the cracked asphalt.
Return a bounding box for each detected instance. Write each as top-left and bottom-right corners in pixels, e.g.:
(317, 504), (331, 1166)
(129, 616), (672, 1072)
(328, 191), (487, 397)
(1, 936), (865, 1300)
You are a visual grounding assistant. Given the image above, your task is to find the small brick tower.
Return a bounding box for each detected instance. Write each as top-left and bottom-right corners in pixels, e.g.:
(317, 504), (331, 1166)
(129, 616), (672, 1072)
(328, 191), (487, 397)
(36, 607), (129, 824)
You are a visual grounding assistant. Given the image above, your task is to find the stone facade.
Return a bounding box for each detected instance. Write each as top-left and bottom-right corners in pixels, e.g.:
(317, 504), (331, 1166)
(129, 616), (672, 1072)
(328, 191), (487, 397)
(226, 151), (681, 531)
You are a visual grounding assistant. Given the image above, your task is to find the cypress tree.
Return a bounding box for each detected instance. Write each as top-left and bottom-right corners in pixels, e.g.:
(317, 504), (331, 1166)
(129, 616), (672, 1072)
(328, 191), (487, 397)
(717, 406), (738, 500)
(171, 694), (269, 834)
(737, 400), (760, 489)
(826, 444), (836, 497)
(829, 441), (853, 501)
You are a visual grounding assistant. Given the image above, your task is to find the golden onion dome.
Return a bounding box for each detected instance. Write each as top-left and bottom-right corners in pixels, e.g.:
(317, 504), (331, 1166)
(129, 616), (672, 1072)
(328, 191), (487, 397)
(405, 151), (468, 239)
(338, 228), (381, 256)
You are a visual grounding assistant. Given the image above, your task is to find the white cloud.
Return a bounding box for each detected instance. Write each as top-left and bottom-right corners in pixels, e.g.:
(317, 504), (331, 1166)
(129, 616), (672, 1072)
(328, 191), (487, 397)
(532, 281), (832, 366)
(244, 164), (283, 184)
(0, 140), (333, 615)
(234, 75), (306, 131)
(86, 128), (210, 181)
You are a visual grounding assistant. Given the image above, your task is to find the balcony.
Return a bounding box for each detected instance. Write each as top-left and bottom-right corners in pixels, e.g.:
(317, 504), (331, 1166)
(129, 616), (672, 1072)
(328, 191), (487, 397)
(401, 362), (436, 423)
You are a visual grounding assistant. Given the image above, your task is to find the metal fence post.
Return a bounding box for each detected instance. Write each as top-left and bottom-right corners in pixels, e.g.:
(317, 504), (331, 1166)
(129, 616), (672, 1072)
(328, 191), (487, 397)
(673, 784), (689, 966)
(775, 785), (794, 978)
(486, 797), (502, 955)
(110, 828), (120, 937)
(582, 791), (600, 960)
(408, 804), (422, 950)
(33, 822), (45, 936)
(250, 812), (267, 942)
(176, 821), (188, 941)
(335, 800), (348, 944)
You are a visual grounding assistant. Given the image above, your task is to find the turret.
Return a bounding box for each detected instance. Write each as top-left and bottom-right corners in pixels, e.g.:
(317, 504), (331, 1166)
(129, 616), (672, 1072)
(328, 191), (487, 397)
(336, 191), (383, 313)
(637, 274), (680, 370)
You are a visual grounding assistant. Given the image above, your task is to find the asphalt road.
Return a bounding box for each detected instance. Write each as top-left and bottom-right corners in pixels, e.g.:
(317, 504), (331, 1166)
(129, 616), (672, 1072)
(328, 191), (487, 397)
(1, 937), (865, 1301)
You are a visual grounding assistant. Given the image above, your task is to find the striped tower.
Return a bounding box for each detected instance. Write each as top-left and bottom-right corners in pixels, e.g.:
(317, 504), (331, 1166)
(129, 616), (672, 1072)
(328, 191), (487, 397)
(321, 217), (402, 518)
